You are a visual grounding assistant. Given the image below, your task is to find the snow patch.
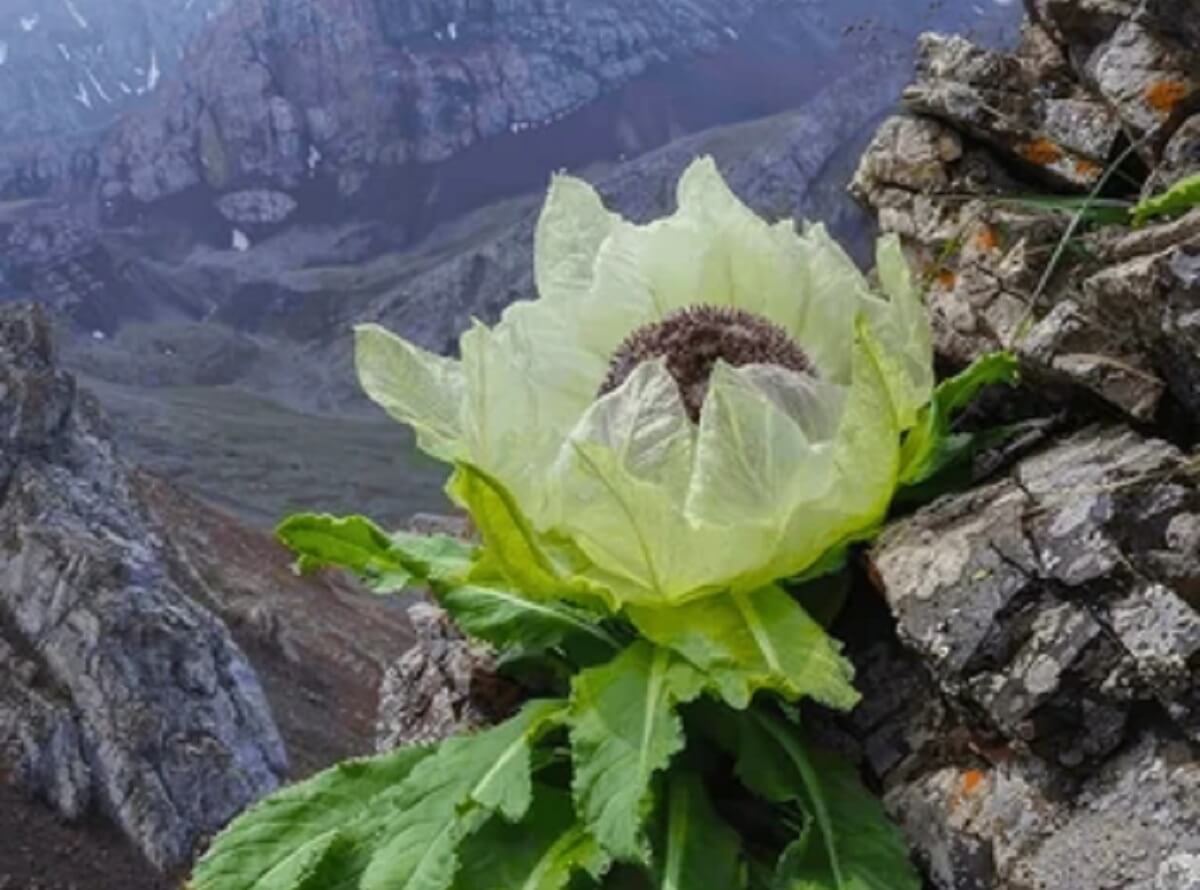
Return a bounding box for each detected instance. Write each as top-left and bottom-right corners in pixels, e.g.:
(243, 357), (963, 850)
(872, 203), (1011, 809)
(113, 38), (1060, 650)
(232, 229), (251, 252)
(447, 21), (458, 40)
(19, 14), (39, 32)
(307, 143), (322, 173)
(0, 41), (7, 66)
(146, 49), (160, 91)
(85, 67), (112, 103)
(73, 82), (92, 108)
(63, 0), (89, 29)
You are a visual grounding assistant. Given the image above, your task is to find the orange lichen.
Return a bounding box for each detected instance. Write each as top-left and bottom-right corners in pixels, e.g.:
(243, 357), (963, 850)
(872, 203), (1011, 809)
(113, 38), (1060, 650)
(1074, 157), (1103, 178)
(961, 769), (987, 796)
(1146, 79), (1190, 114)
(936, 268), (957, 289)
(974, 225), (1000, 252)
(1021, 138), (1064, 166)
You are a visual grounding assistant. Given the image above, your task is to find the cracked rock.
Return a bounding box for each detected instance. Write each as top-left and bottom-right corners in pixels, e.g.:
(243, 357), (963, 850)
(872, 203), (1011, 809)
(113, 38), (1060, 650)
(852, 114), (1065, 366)
(903, 33), (1120, 189)
(852, 426), (1200, 888)
(872, 426), (1200, 762)
(0, 303), (287, 871)
(375, 603), (521, 752)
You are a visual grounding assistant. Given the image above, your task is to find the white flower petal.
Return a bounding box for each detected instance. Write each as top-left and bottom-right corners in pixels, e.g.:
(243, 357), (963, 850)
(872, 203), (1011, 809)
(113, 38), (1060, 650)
(354, 323), (465, 460)
(534, 173), (621, 306)
(550, 361), (728, 603)
(686, 362), (836, 532)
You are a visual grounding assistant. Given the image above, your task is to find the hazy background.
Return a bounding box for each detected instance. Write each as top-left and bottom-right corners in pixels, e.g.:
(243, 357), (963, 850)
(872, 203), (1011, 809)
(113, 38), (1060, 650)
(0, 0), (1021, 526)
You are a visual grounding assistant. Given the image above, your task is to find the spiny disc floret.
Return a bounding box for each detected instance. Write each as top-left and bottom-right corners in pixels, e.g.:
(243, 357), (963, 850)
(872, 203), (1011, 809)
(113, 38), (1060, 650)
(599, 305), (815, 422)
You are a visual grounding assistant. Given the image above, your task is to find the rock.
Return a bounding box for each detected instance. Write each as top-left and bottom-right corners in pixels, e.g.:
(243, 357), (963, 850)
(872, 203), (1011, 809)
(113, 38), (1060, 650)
(1018, 236), (1200, 422)
(375, 603), (520, 752)
(1081, 20), (1200, 142)
(1018, 298), (1165, 421)
(215, 190), (299, 228)
(902, 33), (1120, 189)
(872, 426), (1200, 761)
(851, 113), (1068, 366)
(130, 468), (417, 778)
(1148, 114), (1200, 193)
(1031, 1), (1200, 144)
(886, 731), (1200, 890)
(0, 303), (288, 870)
(858, 426), (1200, 888)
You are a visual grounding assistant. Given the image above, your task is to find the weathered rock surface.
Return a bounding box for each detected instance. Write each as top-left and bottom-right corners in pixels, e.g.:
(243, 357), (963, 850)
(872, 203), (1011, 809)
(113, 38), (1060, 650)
(375, 603), (520, 752)
(851, 113), (1063, 368)
(853, 2), (1200, 427)
(903, 31), (1120, 189)
(0, 303), (287, 870)
(2, 300), (419, 885)
(1030, 0), (1200, 146)
(862, 427), (1200, 888)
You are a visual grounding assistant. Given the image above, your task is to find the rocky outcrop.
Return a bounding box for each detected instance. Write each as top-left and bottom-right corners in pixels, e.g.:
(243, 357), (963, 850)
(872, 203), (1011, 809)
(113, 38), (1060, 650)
(833, 4), (1200, 886)
(1, 300), (421, 882)
(0, 303), (287, 870)
(852, 3), (1200, 429)
(858, 427), (1200, 889)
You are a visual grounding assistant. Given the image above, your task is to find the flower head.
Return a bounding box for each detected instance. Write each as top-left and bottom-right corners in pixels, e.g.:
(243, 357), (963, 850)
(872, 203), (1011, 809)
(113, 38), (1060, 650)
(356, 157), (934, 609)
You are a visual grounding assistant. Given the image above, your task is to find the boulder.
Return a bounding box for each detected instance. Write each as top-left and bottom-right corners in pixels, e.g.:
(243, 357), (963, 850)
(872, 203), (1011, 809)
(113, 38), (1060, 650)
(215, 190), (299, 228)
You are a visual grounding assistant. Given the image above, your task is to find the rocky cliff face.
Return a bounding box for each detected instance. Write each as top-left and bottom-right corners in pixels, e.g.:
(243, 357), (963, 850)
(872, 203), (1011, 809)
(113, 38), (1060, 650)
(3, 0), (1011, 234)
(840, 2), (1200, 886)
(0, 0), (229, 198)
(96, 0), (851, 232)
(0, 302), (415, 886)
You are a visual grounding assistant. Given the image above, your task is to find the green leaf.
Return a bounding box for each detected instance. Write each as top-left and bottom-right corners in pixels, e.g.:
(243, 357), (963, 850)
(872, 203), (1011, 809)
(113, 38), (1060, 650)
(1132, 171), (1200, 227)
(388, 530), (476, 583)
(193, 701), (566, 890)
(358, 699), (566, 890)
(898, 352), (1020, 488)
(627, 586), (858, 711)
(191, 745), (434, 890)
(277, 513), (473, 593)
(568, 642), (707, 861)
(736, 713), (921, 890)
(449, 463), (612, 610)
(438, 584), (619, 658)
(653, 774), (745, 890)
(989, 194), (1133, 227)
(451, 785), (612, 890)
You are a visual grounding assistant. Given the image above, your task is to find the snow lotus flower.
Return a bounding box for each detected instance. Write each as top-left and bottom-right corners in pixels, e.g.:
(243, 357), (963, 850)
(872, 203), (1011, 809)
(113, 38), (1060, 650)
(356, 157), (934, 612)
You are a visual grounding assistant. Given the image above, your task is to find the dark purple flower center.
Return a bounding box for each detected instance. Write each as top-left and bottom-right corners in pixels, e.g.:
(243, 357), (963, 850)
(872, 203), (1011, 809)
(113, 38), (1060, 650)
(598, 305), (815, 422)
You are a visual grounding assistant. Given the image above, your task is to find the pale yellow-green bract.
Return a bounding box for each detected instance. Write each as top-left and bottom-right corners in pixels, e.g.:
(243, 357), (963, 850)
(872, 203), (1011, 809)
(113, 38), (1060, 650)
(355, 157), (934, 610)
